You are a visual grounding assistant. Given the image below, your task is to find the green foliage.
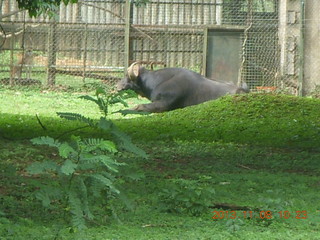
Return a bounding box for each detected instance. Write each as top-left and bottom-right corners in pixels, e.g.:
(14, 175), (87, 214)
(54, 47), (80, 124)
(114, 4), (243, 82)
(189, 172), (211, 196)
(24, 88), (146, 229)
(78, 87), (128, 118)
(27, 136), (124, 229)
(56, 112), (96, 127)
(15, 0), (150, 18)
(158, 177), (215, 216)
(57, 88), (147, 158)
(16, 0), (78, 17)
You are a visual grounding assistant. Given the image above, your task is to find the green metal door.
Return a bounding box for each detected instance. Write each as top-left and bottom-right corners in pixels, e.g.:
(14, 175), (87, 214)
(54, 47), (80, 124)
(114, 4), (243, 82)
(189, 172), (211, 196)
(206, 30), (242, 85)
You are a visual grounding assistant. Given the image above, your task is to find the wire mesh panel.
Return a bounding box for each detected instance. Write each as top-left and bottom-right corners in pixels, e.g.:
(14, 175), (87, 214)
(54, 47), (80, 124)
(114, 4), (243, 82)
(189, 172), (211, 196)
(0, 0), (319, 94)
(0, 0), (127, 87)
(220, 0), (279, 91)
(130, 26), (204, 70)
(132, 0), (221, 25)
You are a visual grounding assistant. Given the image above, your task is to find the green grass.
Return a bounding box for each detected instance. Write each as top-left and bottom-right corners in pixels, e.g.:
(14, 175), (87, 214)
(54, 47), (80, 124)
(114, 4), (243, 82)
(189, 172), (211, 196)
(117, 93), (320, 149)
(0, 87), (320, 239)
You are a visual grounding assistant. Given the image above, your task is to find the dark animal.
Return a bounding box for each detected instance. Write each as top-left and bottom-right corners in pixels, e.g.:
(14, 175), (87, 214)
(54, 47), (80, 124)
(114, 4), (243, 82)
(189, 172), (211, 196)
(117, 62), (249, 113)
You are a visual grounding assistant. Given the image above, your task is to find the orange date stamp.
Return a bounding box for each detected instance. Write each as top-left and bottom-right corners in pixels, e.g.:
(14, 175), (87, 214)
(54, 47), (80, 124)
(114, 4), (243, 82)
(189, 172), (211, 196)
(212, 210), (308, 220)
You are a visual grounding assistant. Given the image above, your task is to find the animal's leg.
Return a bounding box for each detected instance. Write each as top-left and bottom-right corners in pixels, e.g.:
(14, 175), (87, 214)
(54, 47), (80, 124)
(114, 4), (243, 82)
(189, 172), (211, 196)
(132, 101), (169, 113)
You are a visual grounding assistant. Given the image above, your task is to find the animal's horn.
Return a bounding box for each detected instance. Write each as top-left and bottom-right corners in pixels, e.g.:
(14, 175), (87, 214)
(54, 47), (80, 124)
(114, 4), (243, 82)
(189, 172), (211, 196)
(127, 62), (140, 81)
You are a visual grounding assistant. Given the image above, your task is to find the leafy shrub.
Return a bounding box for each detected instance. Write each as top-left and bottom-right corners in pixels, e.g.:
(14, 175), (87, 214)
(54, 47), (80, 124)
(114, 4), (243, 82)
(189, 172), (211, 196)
(57, 87), (147, 158)
(158, 178), (215, 216)
(27, 136), (123, 229)
(26, 88), (147, 229)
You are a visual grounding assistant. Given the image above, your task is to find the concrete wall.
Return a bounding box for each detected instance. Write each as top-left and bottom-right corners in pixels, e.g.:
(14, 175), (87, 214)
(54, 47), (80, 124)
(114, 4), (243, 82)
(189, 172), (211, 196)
(304, 0), (320, 95)
(279, 0), (320, 95)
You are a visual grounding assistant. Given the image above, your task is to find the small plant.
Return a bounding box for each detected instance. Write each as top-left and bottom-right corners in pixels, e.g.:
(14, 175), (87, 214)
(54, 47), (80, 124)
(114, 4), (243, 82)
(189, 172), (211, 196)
(57, 87), (147, 158)
(226, 219), (244, 232)
(27, 136), (124, 229)
(27, 88), (147, 229)
(158, 178), (215, 216)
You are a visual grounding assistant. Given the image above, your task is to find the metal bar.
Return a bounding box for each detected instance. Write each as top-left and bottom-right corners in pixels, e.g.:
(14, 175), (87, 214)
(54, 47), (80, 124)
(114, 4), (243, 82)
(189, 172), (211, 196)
(202, 28), (208, 75)
(0, 0), (2, 21)
(82, 23), (88, 83)
(9, 26), (15, 85)
(298, 0), (305, 96)
(47, 20), (57, 85)
(124, 0), (131, 73)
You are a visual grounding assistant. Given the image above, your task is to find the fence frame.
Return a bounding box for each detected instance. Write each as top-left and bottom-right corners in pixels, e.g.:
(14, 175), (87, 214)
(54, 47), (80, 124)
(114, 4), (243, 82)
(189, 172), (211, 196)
(1, 0), (319, 95)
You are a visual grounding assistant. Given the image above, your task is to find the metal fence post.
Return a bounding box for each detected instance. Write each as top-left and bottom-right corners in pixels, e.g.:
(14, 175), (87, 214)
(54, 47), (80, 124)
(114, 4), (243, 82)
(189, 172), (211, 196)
(202, 28), (208, 76)
(124, 0), (132, 74)
(298, 0), (305, 96)
(47, 20), (57, 85)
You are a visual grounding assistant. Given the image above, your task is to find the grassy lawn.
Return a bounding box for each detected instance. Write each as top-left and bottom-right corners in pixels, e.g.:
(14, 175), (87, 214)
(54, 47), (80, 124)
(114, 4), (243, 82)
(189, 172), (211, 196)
(0, 86), (320, 239)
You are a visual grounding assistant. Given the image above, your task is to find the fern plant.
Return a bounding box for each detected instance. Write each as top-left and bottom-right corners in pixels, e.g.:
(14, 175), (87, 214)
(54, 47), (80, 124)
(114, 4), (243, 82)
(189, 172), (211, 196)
(57, 87), (147, 158)
(27, 135), (124, 229)
(27, 88), (146, 229)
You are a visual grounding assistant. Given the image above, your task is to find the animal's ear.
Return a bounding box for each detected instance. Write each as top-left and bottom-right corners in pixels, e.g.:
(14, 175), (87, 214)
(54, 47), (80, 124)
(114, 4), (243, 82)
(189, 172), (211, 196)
(127, 62), (140, 81)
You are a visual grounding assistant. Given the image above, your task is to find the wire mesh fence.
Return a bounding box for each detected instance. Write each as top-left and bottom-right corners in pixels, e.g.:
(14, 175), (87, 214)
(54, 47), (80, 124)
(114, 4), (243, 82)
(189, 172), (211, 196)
(0, 0), (319, 95)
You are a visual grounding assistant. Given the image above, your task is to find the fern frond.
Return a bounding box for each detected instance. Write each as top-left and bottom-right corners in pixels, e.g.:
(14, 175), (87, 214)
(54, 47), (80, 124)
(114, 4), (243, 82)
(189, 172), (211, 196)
(97, 117), (113, 131)
(95, 87), (107, 96)
(57, 112), (96, 127)
(83, 138), (117, 153)
(100, 171), (116, 183)
(99, 156), (125, 172)
(60, 159), (78, 176)
(27, 160), (58, 174)
(109, 95), (129, 107)
(79, 154), (101, 165)
(79, 95), (99, 105)
(35, 186), (63, 207)
(89, 174), (119, 194)
(80, 155), (123, 172)
(58, 142), (77, 158)
(85, 177), (105, 199)
(68, 191), (86, 229)
(31, 136), (61, 148)
(81, 89), (109, 116)
(35, 189), (51, 207)
(110, 125), (148, 158)
(77, 178), (94, 220)
(98, 140), (117, 153)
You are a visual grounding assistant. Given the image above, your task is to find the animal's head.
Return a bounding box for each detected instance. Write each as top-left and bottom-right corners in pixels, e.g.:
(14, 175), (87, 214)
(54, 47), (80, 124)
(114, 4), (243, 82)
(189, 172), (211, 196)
(117, 62), (143, 93)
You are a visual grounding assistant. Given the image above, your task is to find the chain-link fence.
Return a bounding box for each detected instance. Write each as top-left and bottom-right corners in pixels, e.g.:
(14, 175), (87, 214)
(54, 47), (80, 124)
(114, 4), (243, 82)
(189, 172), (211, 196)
(0, 0), (319, 95)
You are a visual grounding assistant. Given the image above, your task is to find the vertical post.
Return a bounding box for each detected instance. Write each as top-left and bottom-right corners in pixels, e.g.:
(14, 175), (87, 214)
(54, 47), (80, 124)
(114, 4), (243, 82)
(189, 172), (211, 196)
(278, 0), (288, 77)
(0, 0), (3, 22)
(82, 23), (88, 83)
(47, 20), (57, 85)
(298, 0), (305, 96)
(9, 29), (15, 85)
(238, 0), (253, 87)
(202, 28), (208, 76)
(124, 0), (132, 74)
(216, 0), (223, 25)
